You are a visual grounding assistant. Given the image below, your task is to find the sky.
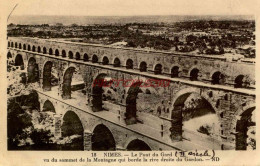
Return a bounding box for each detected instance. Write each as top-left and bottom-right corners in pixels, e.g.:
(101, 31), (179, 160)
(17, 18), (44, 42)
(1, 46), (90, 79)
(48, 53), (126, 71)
(5, 0), (258, 16)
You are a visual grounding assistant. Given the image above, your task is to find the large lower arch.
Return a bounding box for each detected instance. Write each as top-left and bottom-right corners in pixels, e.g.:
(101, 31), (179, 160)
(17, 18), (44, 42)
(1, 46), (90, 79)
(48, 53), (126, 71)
(62, 67), (76, 99)
(91, 124), (116, 151)
(15, 54), (24, 70)
(61, 111), (84, 150)
(42, 61), (53, 91)
(235, 107), (255, 150)
(170, 89), (220, 144)
(125, 80), (158, 125)
(125, 81), (143, 125)
(27, 57), (39, 83)
(126, 139), (151, 151)
(92, 73), (111, 112)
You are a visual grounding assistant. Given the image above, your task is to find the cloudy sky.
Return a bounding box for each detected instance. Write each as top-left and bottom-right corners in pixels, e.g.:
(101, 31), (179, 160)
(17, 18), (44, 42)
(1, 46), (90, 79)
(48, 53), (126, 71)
(4, 0), (257, 16)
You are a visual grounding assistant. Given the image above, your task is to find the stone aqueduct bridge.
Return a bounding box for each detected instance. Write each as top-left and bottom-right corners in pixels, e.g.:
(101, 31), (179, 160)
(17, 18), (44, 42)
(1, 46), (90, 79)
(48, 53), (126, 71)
(8, 37), (255, 151)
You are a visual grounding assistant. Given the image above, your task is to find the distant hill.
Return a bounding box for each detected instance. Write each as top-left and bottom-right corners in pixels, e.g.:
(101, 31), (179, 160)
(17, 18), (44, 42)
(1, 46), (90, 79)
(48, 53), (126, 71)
(9, 15), (254, 25)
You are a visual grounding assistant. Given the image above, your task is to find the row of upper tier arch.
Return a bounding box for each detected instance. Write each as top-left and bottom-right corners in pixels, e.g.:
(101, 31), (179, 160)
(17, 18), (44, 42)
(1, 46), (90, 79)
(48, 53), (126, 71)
(8, 41), (254, 89)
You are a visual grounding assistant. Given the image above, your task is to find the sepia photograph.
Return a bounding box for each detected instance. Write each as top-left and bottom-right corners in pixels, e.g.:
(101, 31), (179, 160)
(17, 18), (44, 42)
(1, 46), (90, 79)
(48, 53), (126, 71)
(1, 0), (259, 165)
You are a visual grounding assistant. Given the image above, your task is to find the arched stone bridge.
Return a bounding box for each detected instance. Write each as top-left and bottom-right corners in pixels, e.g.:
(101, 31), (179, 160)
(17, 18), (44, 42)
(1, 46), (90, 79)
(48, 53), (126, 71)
(7, 37), (255, 151)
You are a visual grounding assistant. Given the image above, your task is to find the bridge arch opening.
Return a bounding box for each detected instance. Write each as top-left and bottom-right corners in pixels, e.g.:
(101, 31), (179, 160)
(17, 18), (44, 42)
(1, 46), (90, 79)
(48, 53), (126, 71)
(42, 100), (56, 113)
(83, 53), (89, 61)
(92, 73), (112, 112)
(212, 71), (225, 85)
(15, 42), (17, 48)
(43, 47), (47, 54)
(11, 42), (14, 47)
(19, 43), (22, 49)
(32, 45), (36, 52)
(37, 46), (41, 53)
(126, 139), (151, 151)
(234, 75), (245, 88)
(62, 50), (66, 57)
(7, 52), (12, 59)
(113, 58), (121, 67)
(62, 67), (76, 99)
(139, 61), (147, 72)
(102, 56), (109, 65)
(170, 92), (221, 147)
(126, 59), (134, 69)
(43, 61), (53, 91)
(49, 48), (53, 55)
(23, 44), (26, 50)
(28, 45), (31, 51)
(55, 49), (59, 56)
(157, 106), (162, 116)
(190, 68), (199, 81)
(27, 57), (39, 83)
(154, 64), (162, 75)
(171, 66), (180, 78)
(75, 52), (80, 60)
(92, 124), (116, 151)
(236, 107), (255, 150)
(61, 111), (84, 150)
(92, 54), (98, 63)
(125, 81), (144, 125)
(69, 51), (73, 59)
(15, 54), (24, 70)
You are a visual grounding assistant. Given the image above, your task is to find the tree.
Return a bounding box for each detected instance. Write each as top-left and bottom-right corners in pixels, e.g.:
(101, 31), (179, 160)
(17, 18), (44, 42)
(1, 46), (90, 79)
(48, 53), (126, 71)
(186, 35), (197, 44)
(24, 90), (40, 110)
(218, 45), (225, 54)
(174, 36), (179, 43)
(30, 129), (52, 145)
(231, 41), (236, 48)
(8, 100), (32, 149)
(127, 41), (136, 47)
